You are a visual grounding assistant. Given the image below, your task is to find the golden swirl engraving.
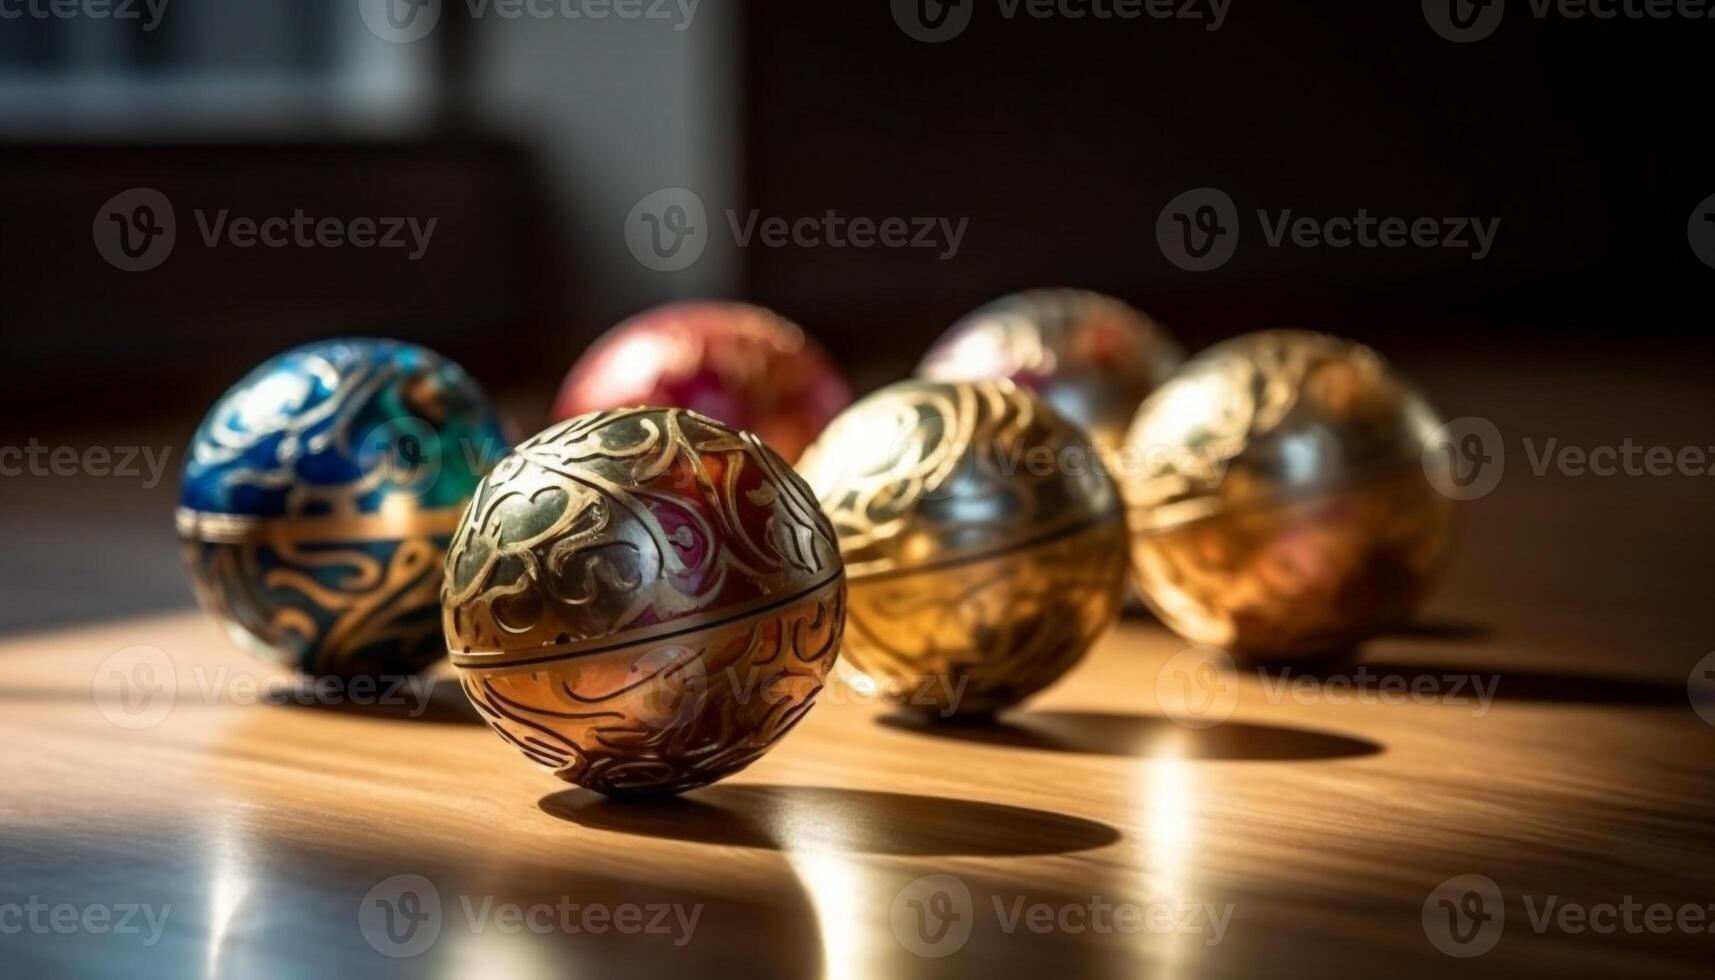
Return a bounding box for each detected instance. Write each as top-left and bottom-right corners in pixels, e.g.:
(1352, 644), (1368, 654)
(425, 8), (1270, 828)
(918, 288), (1182, 456)
(1121, 330), (1456, 659)
(800, 379), (1127, 714)
(442, 408), (846, 796)
(798, 379), (1121, 577)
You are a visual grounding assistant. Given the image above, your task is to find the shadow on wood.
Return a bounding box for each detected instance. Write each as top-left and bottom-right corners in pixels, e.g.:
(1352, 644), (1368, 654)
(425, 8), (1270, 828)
(541, 784), (1122, 856)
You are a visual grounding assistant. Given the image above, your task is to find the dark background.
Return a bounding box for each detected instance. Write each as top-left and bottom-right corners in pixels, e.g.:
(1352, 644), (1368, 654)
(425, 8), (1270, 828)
(2, 0), (1710, 435)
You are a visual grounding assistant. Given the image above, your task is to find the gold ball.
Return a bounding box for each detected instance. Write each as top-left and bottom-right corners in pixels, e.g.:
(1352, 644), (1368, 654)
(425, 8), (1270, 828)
(442, 409), (846, 797)
(1120, 330), (1457, 660)
(918, 288), (1182, 459)
(799, 379), (1128, 716)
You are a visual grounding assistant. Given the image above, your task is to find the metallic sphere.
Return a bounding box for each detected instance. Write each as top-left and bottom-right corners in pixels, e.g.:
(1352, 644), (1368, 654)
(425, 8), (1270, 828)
(442, 408), (846, 797)
(919, 289), (1181, 458)
(1120, 330), (1457, 660)
(553, 301), (851, 462)
(799, 379), (1129, 716)
(178, 338), (509, 678)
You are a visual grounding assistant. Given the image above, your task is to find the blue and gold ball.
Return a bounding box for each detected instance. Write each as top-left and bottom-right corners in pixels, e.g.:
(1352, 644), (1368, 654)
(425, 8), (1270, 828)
(178, 338), (509, 678)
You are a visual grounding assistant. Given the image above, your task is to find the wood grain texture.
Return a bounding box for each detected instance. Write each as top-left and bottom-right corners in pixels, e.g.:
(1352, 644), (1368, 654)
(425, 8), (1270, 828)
(1, 357), (1712, 978)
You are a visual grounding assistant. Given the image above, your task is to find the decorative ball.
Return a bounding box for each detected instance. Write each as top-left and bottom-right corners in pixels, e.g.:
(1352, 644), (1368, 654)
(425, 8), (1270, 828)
(918, 288), (1182, 458)
(442, 408), (847, 797)
(798, 379), (1128, 716)
(552, 301), (851, 462)
(1120, 330), (1457, 661)
(178, 338), (509, 678)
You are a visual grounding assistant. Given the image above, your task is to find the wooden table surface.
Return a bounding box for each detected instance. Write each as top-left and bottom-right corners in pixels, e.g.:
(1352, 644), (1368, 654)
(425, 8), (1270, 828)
(1, 356), (1712, 979)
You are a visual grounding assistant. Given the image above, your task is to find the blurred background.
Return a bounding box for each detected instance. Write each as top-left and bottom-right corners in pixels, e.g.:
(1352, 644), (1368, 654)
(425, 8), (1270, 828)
(0, 0), (1711, 632)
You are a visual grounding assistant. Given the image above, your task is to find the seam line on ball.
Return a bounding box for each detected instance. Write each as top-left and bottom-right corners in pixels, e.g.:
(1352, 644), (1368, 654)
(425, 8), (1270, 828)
(843, 509), (1123, 583)
(175, 505), (467, 544)
(448, 570), (846, 670)
(1126, 460), (1431, 537)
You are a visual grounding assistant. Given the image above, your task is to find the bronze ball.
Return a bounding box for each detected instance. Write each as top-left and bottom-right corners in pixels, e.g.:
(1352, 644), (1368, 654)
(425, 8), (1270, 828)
(442, 408), (846, 797)
(1120, 330), (1458, 661)
(918, 288), (1182, 459)
(799, 379), (1129, 716)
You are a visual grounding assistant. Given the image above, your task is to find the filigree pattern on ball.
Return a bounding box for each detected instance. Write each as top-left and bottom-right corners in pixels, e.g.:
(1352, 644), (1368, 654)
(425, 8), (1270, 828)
(177, 338), (508, 678)
(842, 519), (1127, 714)
(1123, 330), (1441, 525)
(798, 379), (1120, 575)
(552, 302), (852, 462)
(1121, 330), (1456, 660)
(458, 585), (843, 796)
(919, 289), (1182, 456)
(443, 408), (846, 796)
(799, 380), (1127, 715)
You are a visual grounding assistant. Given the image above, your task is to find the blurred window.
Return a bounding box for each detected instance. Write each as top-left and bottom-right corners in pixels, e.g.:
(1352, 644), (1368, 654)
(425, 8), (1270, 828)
(0, 0), (432, 135)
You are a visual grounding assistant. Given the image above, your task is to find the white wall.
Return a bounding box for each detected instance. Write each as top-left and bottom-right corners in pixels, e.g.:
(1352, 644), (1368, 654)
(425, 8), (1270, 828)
(468, 3), (743, 319)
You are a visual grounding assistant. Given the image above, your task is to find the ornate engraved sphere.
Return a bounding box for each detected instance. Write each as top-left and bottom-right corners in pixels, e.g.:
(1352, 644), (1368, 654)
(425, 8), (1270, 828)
(552, 301), (852, 462)
(442, 408), (846, 797)
(178, 338), (509, 678)
(798, 379), (1128, 717)
(1120, 330), (1458, 661)
(918, 289), (1182, 458)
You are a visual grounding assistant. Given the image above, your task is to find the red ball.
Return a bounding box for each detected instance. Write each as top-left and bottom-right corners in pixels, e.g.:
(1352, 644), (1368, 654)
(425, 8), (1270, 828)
(553, 302), (851, 461)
